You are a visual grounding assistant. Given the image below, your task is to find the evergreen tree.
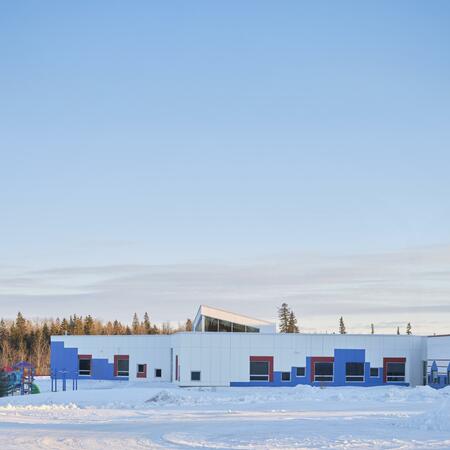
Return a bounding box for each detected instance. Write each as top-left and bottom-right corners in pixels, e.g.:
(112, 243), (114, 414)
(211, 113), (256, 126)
(41, 323), (51, 342)
(132, 313), (140, 334)
(68, 315), (75, 334)
(143, 312), (151, 334)
(339, 317), (346, 334)
(406, 322), (412, 335)
(48, 318), (61, 336)
(287, 311), (299, 333)
(0, 320), (8, 341)
(278, 303), (290, 333)
(74, 316), (84, 335)
(84, 315), (95, 335)
(60, 318), (69, 335)
(15, 312), (27, 336)
(104, 321), (113, 335)
(371, 323), (375, 334)
(185, 318), (193, 331)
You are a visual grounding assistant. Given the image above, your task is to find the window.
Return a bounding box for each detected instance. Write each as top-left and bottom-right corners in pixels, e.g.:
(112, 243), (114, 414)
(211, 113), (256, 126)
(201, 315), (260, 333)
(78, 355), (91, 376)
(386, 362), (405, 382)
(346, 362), (364, 382)
(232, 323), (245, 332)
(314, 362), (333, 382)
(205, 316), (219, 332)
(155, 368), (162, 378)
(250, 361), (269, 381)
(137, 364), (147, 378)
(281, 371), (291, 381)
(117, 359), (129, 377)
(370, 368), (379, 378)
(191, 371), (201, 381)
(114, 355), (129, 377)
(296, 367), (305, 377)
(218, 320), (231, 332)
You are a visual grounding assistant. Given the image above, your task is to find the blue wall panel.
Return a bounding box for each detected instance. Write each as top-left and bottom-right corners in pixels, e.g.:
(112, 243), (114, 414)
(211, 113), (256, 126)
(50, 341), (128, 381)
(50, 341), (78, 374)
(230, 348), (409, 387)
(90, 358), (118, 380)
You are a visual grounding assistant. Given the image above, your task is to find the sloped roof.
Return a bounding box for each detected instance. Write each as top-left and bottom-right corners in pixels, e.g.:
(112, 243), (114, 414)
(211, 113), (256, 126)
(194, 304), (273, 328)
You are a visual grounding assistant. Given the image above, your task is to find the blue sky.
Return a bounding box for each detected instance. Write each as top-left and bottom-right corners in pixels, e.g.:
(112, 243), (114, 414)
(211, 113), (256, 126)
(1, 2), (450, 332)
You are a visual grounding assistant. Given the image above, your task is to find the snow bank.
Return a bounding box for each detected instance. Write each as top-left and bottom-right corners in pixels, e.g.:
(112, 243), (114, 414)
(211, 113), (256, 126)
(403, 388), (450, 431)
(141, 384), (447, 408)
(2, 379), (449, 411)
(293, 383), (443, 401)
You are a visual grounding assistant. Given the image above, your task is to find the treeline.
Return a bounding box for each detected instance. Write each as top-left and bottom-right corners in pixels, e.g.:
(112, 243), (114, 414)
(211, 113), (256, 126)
(0, 312), (192, 375)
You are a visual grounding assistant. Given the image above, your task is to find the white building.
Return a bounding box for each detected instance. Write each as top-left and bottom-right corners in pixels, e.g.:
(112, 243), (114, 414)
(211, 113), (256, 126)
(50, 305), (443, 388)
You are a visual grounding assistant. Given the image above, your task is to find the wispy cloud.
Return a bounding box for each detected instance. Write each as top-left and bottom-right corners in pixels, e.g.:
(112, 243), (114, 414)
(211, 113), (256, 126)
(1, 245), (450, 334)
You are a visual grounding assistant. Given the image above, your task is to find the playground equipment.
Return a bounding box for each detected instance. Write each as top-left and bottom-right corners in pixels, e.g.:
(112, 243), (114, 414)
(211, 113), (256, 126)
(51, 369), (78, 392)
(0, 361), (40, 397)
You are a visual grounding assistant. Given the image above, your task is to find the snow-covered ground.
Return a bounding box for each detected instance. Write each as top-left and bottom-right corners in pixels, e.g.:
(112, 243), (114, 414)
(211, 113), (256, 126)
(0, 378), (449, 449)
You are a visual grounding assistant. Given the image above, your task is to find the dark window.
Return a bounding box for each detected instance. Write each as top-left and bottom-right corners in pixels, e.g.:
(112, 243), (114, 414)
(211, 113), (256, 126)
(232, 323), (246, 332)
(250, 361), (269, 381)
(136, 363), (147, 378)
(370, 368), (379, 378)
(386, 362), (405, 382)
(296, 367), (305, 377)
(281, 371), (291, 381)
(346, 362), (364, 382)
(191, 371), (201, 381)
(218, 320), (232, 332)
(117, 358), (129, 377)
(205, 316), (218, 332)
(203, 317), (259, 333)
(314, 362), (333, 382)
(78, 358), (91, 376)
(155, 368), (162, 378)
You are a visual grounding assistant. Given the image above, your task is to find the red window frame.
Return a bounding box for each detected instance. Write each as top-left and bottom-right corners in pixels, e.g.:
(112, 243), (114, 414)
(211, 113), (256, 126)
(114, 355), (129, 377)
(310, 356), (334, 383)
(383, 357), (406, 383)
(136, 363), (147, 378)
(250, 356), (274, 382)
